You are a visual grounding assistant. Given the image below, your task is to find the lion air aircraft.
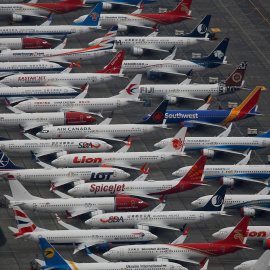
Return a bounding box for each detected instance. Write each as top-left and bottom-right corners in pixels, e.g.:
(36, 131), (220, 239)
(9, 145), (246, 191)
(5, 176), (148, 219)
(9, 206), (157, 253)
(67, 155), (207, 200)
(103, 217), (251, 266)
(51, 127), (188, 170)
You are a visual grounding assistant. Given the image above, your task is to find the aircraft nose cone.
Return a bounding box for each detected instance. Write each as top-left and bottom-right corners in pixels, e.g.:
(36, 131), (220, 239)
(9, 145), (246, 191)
(141, 202), (149, 209)
(191, 199), (198, 206)
(43, 41), (52, 49)
(124, 172), (130, 178)
(68, 188), (75, 195)
(171, 170), (178, 176)
(51, 159), (60, 166)
(103, 251), (110, 258)
(152, 233), (158, 240)
(153, 142), (159, 147)
(85, 218), (91, 226)
(107, 144), (113, 150)
(212, 232), (218, 238)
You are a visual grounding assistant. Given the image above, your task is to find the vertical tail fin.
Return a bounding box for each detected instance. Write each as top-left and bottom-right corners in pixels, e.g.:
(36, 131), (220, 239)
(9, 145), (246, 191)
(95, 50), (125, 74)
(215, 217), (250, 245)
(168, 0), (192, 16)
(251, 250), (270, 270)
(0, 151), (24, 171)
(73, 3), (102, 26)
(225, 61), (248, 87)
(183, 15), (211, 38)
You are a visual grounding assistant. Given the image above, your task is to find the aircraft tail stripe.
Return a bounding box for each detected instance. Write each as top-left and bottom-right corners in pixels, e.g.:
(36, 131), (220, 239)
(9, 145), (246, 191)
(14, 209), (27, 218)
(69, 261), (79, 270)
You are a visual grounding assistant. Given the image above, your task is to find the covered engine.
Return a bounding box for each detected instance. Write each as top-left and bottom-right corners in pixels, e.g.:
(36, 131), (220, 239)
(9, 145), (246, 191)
(135, 224), (150, 231)
(55, 151), (68, 158)
(200, 149), (215, 158)
(220, 177), (235, 186)
(95, 242), (113, 252)
(130, 47), (144, 56)
(263, 238), (270, 249)
(91, 210), (104, 217)
(165, 96), (178, 105)
(240, 207), (255, 217)
(73, 180), (87, 186)
(102, 2), (112, 10)
(10, 14), (23, 22)
(118, 24), (128, 32)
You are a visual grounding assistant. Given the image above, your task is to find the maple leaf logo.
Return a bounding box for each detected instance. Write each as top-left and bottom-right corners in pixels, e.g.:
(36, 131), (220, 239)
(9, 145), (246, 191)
(152, 111), (164, 122)
(172, 138), (183, 150)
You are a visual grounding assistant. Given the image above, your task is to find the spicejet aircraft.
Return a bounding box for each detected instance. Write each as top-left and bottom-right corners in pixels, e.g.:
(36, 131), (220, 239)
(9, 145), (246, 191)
(67, 155), (207, 200)
(103, 217), (251, 266)
(5, 176), (147, 219)
(35, 237), (187, 270)
(51, 127), (188, 170)
(9, 206), (156, 253)
(74, 0), (192, 31)
(0, 0), (88, 23)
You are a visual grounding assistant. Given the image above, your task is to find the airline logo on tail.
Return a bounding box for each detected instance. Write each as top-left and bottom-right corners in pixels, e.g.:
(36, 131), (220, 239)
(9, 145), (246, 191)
(90, 13), (99, 21)
(214, 50), (224, 59)
(152, 111), (164, 123)
(180, 3), (189, 13)
(172, 138), (184, 150)
(211, 195), (224, 207)
(0, 152), (9, 167)
(44, 248), (55, 259)
(197, 24), (207, 34)
(232, 72), (242, 83)
(126, 84), (137, 95)
(234, 229), (244, 242)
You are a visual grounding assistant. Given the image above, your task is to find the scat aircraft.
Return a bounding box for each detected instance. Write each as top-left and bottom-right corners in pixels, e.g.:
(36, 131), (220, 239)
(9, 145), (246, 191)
(5, 176), (148, 219)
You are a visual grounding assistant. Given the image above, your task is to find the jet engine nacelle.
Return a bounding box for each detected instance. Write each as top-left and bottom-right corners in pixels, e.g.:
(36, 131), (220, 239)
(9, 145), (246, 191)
(165, 96), (178, 105)
(130, 47), (144, 56)
(147, 71), (164, 80)
(263, 238), (270, 249)
(220, 177), (235, 186)
(200, 149), (215, 158)
(10, 14), (23, 22)
(240, 207), (255, 217)
(55, 151), (68, 158)
(135, 224), (150, 231)
(73, 180), (87, 186)
(118, 24), (128, 32)
(95, 242), (113, 252)
(91, 210), (104, 217)
(156, 258), (169, 262)
(102, 2), (112, 10)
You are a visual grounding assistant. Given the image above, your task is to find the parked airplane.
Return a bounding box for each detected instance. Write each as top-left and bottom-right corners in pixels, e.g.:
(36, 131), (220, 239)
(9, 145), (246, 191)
(103, 217), (250, 266)
(51, 127), (188, 170)
(5, 176), (148, 219)
(173, 151), (270, 186)
(0, 0), (88, 23)
(234, 250), (270, 270)
(35, 237), (187, 270)
(14, 74), (142, 115)
(144, 86), (262, 128)
(0, 151), (130, 186)
(0, 3), (101, 38)
(192, 184), (270, 216)
(85, 185), (227, 230)
(139, 61), (247, 103)
(36, 100), (168, 141)
(213, 225), (270, 249)
(67, 155), (207, 199)
(0, 133), (112, 158)
(89, 15), (215, 56)
(0, 61), (64, 78)
(156, 124), (270, 157)
(121, 38), (229, 79)
(0, 103), (96, 132)
(9, 206), (157, 253)
(74, 0), (192, 31)
(0, 25), (117, 64)
(1, 50), (125, 87)
(0, 37), (51, 49)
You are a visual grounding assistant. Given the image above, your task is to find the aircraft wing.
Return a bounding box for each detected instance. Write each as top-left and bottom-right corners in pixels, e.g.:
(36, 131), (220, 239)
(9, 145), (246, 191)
(149, 69), (187, 77)
(34, 149), (67, 158)
(0, 72), (16, 78)
(171, 227), (189, 244)
(74, 240), (105, 254)
(85, 135), (126, 143)
(85, 246), (109, 262)
(135, 45), (169, 53)
(52, 178), (82, 188)
(21, 122), (52, 132)
(148, 224), (179, 231)
(69, 208), (99, 218)
(157, 255), (199, 265)
(206, 147), (246, 156)
(166, 93), (204, 101)
(122, 192), (160, 200)
(185, 120), (227, 129)
(151, 201), (166, 212)
(6, 96), (37, 105)
(15, 12), (47, 19)
(56, 215), (80, 230)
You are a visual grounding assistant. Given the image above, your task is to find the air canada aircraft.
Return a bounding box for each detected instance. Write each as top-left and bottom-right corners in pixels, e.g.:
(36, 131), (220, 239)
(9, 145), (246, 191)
(9, 206), (156, 253)
(5, 176), (148, 219)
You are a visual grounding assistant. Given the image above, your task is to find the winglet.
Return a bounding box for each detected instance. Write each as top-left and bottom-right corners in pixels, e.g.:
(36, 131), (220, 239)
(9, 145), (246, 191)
(200, 257), (208, 267)
(49, 181), (56, 191)
(140, 163), (149, 174)
(186, 69), (193, 78)
(81, 83), (88, 91)
(55, 214), (61, 222)
(46, 12), (53, 20)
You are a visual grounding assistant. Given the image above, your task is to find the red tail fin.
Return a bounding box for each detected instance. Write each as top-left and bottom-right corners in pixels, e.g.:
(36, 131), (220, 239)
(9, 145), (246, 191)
(226, 61), (247, 87)
(62, 0), (84, 4)
(168, 0), (192, 15)
(95, 50), (125, 74)
(215, 217), (250, 245)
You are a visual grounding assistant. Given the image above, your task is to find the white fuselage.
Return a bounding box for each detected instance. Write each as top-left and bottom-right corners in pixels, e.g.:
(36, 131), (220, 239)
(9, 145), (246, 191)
(1, 72), (120, 87)
(86, 210), (223, 229)
(234, 260), (270, 270)
(36, 124), (163, 139)
(173, 164), (270, 179)
(0, 138), (112, 155)
(0, 38), (35, 49)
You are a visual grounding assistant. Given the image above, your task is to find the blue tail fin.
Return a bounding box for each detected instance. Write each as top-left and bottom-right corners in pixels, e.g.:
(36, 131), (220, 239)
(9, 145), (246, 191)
(73, 3), (102, 26)
(0, 151), (24, 170)
(39, 238), (71, 269)
(256, 130), (270, 138)
(183, 15), (211, 38)
(194, 185), (227, 212)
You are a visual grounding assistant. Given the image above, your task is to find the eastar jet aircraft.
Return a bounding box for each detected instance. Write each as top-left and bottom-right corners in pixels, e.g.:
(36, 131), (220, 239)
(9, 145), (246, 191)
(144, 86), (262, 128)
(173, 151), (270, 186)
(36, 100), (168, 141)
(0, 151), (130, 186)
(0, 25), (117, 64)
(51, 127), (188, 170)
(155, 124), (270, 157)
(85, 185), (227, 230)
(1, 50), (125, 87)
(15, 74), (142, 115)
(67, 155), (207, 199)
(192, 184), (270, 216)
(0, 38), (51, 49)
(74, 0), (192, 31)
(9, 206), (157, 253)
(5, 176), (148, 219)
(121, 38), (229, 79)
(35, 238), (187, 270)
(234, 250), (270, 270)
(103, 217), (251, 266)
(0, 3), (101, 38)
(89, 15), (215, 56)
(0, 103), (96, 132)
(0, 0), (88, 23)
(0, 133), (112, 158)
(139, 61), (247, 103)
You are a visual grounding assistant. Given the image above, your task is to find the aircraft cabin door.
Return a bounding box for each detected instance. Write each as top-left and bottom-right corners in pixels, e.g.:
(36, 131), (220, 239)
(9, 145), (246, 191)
(161, 154), (165, 160)
(28, 102), (31, 110)
(33, 203), (37, 211)
(117, 100), (121, 107)
(0, 144), (4, 150)
(120, 248), (124, 256)
(170, 265), (174, 270)
(200, 213), (204, 221)
(187, 39), (190, 46)
(263, 140), (266, 147)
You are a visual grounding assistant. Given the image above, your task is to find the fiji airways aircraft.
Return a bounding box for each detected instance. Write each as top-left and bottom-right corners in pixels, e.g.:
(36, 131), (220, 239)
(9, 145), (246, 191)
(85, 185), (227, 230)
(9, 206), (156, 253)
(5, 176), (148, 219)
(74, 0), (192, 31)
